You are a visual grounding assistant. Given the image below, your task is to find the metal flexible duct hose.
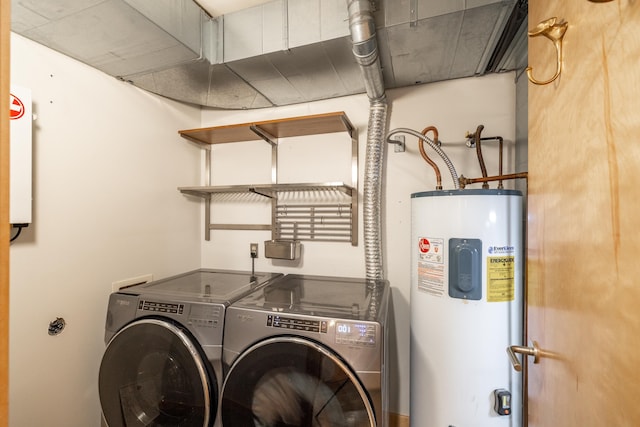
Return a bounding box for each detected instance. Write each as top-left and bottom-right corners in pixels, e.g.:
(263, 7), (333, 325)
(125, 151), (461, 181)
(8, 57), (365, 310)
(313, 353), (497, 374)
(387, 128), (460, 189)
(363, 100), (388, 280)
(347, 0), (387, 280)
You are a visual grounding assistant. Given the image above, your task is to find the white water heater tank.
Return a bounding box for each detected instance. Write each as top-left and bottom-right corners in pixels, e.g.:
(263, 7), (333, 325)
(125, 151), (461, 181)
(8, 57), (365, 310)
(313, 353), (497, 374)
(410, 189), (523, 427)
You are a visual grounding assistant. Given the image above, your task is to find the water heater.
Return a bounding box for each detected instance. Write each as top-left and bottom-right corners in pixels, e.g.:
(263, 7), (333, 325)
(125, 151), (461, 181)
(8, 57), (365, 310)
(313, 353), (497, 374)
(410, 189), (523, 427)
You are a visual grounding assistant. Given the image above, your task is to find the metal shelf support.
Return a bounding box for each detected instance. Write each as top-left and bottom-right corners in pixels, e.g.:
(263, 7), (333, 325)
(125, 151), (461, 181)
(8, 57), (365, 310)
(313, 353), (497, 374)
(178, 112), (359, 245)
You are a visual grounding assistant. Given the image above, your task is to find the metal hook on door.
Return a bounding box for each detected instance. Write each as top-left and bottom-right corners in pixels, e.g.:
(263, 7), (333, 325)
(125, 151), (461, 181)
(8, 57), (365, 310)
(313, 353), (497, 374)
(526, 17), (569, 85)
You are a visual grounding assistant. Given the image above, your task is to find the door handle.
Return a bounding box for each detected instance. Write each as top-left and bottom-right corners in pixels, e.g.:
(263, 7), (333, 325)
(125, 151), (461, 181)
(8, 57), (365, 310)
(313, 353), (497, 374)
(507, 341), (540, 371)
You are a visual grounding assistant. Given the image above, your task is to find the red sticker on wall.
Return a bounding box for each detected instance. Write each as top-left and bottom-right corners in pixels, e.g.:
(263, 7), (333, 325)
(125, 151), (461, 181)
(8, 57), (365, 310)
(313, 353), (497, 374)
(10, 93), (25, 120)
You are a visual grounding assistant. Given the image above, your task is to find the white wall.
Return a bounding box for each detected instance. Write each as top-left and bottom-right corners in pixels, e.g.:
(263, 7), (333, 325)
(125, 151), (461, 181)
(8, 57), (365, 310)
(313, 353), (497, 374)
(199, 72), (518, 417)
(9, 34), (202, 426)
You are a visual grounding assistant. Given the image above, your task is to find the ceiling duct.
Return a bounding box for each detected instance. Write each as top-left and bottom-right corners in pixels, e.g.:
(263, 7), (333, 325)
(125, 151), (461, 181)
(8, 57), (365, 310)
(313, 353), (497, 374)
(484, 0), (528, 74)
(11, 0), (526, 109)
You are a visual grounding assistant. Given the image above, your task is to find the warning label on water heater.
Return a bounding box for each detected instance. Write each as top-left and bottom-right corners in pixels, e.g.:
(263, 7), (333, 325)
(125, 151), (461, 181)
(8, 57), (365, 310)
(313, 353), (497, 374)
(487, 256), (515, 302)
(417, 237), (445, 297)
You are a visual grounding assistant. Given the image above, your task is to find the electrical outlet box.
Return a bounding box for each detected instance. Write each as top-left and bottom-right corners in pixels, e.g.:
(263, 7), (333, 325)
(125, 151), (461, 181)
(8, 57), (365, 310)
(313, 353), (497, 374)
(111, 274), (153, 292)
(250, 243), (259, 258)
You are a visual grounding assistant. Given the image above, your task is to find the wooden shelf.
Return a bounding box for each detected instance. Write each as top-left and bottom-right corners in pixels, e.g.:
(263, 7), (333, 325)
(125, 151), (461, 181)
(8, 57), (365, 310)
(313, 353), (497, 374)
(178, 111), (355, 145)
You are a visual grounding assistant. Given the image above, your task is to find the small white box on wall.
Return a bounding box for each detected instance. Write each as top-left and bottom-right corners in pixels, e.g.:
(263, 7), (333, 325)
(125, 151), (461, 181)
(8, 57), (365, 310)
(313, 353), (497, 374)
(9, 85), (32, 225)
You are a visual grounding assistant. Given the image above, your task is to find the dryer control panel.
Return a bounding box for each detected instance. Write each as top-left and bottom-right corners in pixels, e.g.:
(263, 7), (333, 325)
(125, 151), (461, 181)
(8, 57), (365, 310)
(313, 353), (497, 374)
(264, 315), (378, 347)
(335, 322), (377, 346)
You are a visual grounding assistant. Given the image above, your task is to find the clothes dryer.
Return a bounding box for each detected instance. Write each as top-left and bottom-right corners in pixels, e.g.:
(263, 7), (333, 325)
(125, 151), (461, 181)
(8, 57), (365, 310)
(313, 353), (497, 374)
(221, 274), (390, 427)
(98, 269), (282, 427)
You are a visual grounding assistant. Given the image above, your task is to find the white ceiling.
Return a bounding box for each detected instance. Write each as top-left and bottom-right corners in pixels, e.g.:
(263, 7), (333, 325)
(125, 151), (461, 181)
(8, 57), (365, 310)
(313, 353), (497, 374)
(195, 0), (273, 17)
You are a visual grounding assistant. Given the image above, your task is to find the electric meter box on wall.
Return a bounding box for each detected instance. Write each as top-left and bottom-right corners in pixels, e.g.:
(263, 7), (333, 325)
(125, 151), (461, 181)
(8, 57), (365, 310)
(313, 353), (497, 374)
(410, 189), (523, 427)
(9, 85), (32, 225)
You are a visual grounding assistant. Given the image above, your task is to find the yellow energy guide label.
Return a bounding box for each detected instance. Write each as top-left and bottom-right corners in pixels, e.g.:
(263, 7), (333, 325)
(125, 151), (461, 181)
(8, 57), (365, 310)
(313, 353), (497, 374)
(486, 256), (515, 302)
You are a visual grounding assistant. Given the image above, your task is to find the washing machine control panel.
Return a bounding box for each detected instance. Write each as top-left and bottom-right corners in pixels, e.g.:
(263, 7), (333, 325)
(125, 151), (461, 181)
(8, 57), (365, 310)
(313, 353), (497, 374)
(139, 300), (185, 314)
(335, 322), (377, 346)
(266, 315), (328, 333)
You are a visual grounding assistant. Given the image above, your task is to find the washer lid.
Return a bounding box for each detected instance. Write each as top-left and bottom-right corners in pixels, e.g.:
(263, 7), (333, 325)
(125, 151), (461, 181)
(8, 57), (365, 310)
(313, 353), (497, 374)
(230, 274), (389, 321)
(118, 269), (283, 303)
(99, 319), (214, 427)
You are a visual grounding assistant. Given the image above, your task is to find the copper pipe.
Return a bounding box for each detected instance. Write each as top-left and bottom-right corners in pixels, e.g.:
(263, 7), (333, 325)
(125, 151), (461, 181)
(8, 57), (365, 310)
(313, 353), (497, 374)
(419, 126), (443, 190)
(478, 136), (504, 188)
(472, 125), (489, 188)
(496, 136), (504, 188)
(458, 172), (528, 189)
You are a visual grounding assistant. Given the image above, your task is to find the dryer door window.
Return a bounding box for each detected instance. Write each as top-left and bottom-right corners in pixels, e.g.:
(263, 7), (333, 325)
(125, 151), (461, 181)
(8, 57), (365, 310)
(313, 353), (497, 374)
(221, 337), (375, 427)
(99, 319), (214, 427)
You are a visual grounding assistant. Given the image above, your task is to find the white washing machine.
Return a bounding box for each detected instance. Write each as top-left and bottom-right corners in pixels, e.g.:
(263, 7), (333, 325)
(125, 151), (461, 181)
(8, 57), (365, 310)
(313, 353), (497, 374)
(98, 269), (283, 427)
(220, 274), (390, 427)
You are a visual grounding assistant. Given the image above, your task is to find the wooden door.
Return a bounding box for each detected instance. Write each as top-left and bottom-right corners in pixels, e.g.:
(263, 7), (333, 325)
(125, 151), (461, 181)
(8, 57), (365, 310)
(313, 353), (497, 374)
(527, 0), (640, 425)
(1, 0), (10, 426)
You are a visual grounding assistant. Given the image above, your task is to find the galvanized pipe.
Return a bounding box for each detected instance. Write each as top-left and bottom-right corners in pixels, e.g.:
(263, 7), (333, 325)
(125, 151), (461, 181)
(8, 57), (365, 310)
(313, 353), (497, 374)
(347, 0), (385, 101)
(347, 0), (388, 281)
